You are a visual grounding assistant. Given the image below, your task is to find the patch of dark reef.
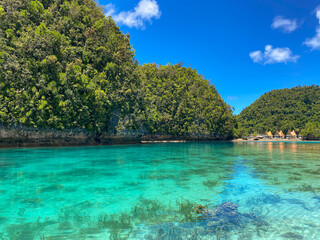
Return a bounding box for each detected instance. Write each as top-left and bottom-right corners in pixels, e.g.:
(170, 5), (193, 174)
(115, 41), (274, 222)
(281, 232), (304, 239)
(202, 180), (219, 189)
(142, 202), (269, 240)
(286, 184), (320, 193)
(196, 202), (268, 231)
(2, 195), (315, 239)
(245, 193), (319, 211)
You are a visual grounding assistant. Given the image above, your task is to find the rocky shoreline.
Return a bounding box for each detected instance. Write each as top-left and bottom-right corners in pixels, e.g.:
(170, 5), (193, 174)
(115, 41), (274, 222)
(232, 138), (303, 142)
(0, 127), (229, 148)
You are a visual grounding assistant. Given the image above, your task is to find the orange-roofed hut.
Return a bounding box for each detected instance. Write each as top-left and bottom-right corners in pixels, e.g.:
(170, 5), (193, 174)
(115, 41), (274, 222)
(274, 131), (281, 139)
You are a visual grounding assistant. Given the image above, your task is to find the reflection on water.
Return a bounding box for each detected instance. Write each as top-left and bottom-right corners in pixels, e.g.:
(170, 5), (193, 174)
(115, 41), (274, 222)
(0, 142), (320, 239)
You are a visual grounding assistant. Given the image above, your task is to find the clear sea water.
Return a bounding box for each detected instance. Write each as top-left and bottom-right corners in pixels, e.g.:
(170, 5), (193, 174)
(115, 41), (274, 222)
(0, 141), (320, 239)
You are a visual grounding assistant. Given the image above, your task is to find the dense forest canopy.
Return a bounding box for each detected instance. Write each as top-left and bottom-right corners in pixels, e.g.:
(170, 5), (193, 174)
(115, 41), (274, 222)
(0, 0), (136, 132)
(134, 64), (235, 137)
(0, 0), (235, 139)
(237, 85), (320, 139)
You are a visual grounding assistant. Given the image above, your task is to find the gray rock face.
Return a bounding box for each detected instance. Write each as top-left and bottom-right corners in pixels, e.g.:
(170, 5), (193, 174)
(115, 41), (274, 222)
(0, 127), (96, 147)
(0, 127), (226, 147)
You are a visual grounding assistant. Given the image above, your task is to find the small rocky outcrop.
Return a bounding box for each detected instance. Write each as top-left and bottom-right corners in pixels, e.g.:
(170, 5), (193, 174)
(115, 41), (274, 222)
(195, 202), (268, 230)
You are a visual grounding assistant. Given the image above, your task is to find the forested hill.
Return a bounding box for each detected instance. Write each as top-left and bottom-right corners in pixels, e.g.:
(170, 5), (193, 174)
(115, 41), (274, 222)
(0, 0), (235, 141)
(237, 85), (320, 137)
(134, 64), (235, 138)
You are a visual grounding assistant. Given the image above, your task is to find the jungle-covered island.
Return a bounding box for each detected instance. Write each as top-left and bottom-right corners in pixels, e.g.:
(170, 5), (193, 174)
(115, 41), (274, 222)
(0, 0), (319, 147)
(236, 85), (320, 140)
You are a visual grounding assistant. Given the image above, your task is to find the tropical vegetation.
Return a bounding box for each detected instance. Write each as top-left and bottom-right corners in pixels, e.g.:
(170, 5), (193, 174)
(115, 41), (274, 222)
(0, 0), (235, 139)
(134, 64), (235, 137)
(237, 85), (320, 139)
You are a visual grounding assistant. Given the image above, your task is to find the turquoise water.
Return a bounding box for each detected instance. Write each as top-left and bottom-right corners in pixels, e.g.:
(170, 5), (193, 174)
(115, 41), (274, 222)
(0, 142), (320, 239)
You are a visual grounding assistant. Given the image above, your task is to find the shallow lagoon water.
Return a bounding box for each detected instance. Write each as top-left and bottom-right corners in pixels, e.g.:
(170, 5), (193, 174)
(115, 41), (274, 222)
(0, 142), (320, 239)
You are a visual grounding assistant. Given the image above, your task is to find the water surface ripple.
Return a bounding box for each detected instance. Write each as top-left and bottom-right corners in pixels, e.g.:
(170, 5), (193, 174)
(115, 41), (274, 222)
(0, 142), (319, 239)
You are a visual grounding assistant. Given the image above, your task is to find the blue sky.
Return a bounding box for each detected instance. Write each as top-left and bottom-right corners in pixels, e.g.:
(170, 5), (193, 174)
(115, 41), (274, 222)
(101, 0), (320, 114)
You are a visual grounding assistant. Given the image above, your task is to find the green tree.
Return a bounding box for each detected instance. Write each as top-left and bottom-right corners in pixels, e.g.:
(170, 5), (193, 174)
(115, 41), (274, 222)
(301, 122), (320, 140)
(132, 64), (235, 139)
(0, 0), (236, 139)
(237, 85), (320, 135)
(0, 0), (136, 133)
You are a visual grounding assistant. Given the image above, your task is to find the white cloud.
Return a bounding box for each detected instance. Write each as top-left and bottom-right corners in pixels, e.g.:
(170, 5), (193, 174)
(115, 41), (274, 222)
(105, 3), (116, 17)
(249, 51), (263, 63)
(304, 28), (320, 50)
(105, 0), (161, 29)
(271, 16), (299, 33)
(227, 96), (238, 100)
(249, 45), (300, 64)
(304, 9), (320, 50)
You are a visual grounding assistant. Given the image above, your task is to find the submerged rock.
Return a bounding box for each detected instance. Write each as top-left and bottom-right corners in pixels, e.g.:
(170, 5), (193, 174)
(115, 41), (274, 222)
(281, 232), (304, 239)
(194, 204), (206, 214)
(142, 202), (270, 239)
(203, 202), (241, 227)
(312, 195), (320, 201)
(196, 202), (267, 230)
